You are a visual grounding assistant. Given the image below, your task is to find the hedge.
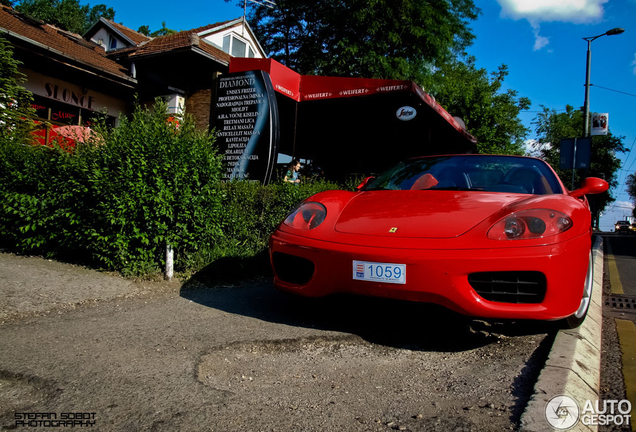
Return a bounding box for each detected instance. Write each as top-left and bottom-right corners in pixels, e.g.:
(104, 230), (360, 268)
(0, 100), (340, 278)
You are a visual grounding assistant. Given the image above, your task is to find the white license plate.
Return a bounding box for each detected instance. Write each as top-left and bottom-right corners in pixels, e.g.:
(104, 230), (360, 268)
(353, 261), (406, 284)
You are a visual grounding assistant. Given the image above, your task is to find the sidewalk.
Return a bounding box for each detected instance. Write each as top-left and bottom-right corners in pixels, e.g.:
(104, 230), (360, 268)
(0, 252), (178, 323)
(520, 236), (604, 432)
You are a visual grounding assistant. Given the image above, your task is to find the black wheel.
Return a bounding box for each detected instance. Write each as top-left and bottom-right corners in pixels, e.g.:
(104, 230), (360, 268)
(561, 251), (593, 329)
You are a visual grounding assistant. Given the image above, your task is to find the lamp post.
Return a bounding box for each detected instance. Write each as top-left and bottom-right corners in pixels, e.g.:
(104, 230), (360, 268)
(583, 27), (624, 136)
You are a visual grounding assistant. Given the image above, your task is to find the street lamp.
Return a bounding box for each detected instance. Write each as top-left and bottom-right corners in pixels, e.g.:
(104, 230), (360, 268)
(583, 27), (625, 136)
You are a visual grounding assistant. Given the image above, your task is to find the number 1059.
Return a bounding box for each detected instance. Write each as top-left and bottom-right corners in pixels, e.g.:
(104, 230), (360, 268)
(353, 261), (406, 284)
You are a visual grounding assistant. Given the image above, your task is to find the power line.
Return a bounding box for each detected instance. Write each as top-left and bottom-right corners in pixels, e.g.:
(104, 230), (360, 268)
(590, 84), (636, 98)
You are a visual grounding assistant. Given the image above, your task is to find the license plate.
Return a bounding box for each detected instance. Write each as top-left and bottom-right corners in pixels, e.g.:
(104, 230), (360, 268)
(353, 261), (406, 284)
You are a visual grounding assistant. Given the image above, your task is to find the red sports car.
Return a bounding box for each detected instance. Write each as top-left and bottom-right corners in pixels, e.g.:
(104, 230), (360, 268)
(269, 155), (608, 328)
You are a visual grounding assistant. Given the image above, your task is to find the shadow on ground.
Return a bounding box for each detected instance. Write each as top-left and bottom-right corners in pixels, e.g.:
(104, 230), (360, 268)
(181, 255), (556, 353)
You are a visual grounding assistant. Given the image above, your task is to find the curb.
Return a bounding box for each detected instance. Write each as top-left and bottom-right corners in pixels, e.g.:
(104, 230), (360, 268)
(520, 236), (604, 432)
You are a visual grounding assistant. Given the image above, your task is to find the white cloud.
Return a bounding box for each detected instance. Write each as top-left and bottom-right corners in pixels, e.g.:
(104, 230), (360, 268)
(495, 0), (608, 50)
(615, 201), (636, 210)
(496, 0), (608, 24)
(532, 24), (550, 51)
(524, 139), (551, 157)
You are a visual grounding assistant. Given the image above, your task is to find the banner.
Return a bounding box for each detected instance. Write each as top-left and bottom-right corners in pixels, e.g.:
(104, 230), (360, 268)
(214, 70), (280, 184)
(591, 113), (609, 136)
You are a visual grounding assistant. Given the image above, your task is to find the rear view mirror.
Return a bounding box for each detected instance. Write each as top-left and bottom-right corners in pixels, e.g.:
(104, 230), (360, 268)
(355, 176), (375, 191)
(569, 177), (609, 198)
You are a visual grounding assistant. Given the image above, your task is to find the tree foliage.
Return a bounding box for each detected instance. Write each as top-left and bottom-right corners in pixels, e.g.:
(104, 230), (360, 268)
(14, 0), (115, 34)
(244, 0), (479, 81)
(0, 35), (35, 144)
(421, 57), (530, 154)
(239, 0), (532, 154)
(532, 105), (626, 225)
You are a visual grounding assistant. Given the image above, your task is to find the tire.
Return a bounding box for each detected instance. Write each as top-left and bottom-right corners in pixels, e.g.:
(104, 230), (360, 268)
(561, 250), (594, 329)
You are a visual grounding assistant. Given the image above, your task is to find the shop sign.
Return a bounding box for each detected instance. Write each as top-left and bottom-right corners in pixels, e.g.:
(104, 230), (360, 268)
(214, 70), (280, 185)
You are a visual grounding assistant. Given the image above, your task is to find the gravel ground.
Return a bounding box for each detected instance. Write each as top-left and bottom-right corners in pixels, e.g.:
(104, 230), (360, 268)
(0, 252), (555, 431)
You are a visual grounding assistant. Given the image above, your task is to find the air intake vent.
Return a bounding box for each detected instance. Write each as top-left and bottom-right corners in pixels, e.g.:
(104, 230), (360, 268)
(468, 271), (546, 304)
(272, 252), (315, 285)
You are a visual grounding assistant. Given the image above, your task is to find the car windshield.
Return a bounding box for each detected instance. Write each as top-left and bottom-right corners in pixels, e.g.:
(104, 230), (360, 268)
(365, 155), (563, 195)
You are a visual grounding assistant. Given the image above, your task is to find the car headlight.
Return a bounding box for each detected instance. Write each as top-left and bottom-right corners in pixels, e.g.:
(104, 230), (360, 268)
(283, 202), (327, 230)
(487, 209), (573, 240)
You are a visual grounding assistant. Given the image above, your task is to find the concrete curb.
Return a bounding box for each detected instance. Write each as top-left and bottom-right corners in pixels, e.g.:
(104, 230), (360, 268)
(520, 236), (604, 432)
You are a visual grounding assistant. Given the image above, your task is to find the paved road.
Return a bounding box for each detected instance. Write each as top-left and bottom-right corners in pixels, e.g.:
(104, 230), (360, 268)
(604, 233), (636, 296)
(0, 253), (555, 431)
(600, 233), (636, 432)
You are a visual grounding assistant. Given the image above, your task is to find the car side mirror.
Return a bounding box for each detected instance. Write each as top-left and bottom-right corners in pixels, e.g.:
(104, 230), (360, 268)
(569, 177), (609, 198)
(355, 176), (375, 191)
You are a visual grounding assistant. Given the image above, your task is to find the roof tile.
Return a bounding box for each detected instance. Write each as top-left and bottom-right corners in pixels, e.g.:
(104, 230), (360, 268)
(0, 5), (131, 80)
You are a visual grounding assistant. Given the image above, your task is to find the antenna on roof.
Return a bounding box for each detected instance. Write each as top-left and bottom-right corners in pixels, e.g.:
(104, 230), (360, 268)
(243, 0), (276, 35)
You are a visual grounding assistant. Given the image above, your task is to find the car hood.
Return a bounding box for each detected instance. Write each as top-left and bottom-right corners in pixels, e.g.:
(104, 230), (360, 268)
(334, 190), (526, 238)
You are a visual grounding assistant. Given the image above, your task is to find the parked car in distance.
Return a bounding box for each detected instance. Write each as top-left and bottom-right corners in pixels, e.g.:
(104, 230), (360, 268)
(615, 220), (631, 233)
(270, 154), (609, 329)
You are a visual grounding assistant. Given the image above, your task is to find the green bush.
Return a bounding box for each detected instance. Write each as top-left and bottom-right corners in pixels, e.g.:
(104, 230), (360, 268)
(216, 178), (340, 256)
(0, 100), (225, 276)
(83, 100), (225, 275)
(0, 95), (344, 278)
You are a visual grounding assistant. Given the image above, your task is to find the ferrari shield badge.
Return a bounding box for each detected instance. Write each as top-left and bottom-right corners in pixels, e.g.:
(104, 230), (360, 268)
(389, 227), (398, 233)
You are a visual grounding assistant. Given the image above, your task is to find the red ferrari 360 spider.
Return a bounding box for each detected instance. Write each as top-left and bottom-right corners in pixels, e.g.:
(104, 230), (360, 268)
(269, 155), (608, 328)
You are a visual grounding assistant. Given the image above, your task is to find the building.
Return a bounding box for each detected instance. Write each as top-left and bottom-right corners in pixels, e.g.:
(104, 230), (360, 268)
(1, 5), (476, 182)
(0, 5), (263, 138)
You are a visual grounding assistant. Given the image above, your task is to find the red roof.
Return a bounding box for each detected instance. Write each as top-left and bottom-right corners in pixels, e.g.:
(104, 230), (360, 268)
(102, 19), (152, 45)
(0, 5), (132, 80)
(125, 27), (230, 64)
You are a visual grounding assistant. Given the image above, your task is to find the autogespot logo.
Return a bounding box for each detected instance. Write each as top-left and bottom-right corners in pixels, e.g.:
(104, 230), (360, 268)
(545, 395), (633, 429)
(545, 395), (580, 430)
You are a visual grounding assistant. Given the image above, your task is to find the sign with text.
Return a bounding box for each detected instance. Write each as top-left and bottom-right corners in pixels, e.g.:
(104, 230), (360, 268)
(214, 70), (280, 184)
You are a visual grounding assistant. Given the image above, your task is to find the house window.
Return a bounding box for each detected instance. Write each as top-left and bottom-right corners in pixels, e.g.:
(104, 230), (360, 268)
(231, 38), (246, 57)
(109, 36), (117, 50)
(222, 34), (255, 58)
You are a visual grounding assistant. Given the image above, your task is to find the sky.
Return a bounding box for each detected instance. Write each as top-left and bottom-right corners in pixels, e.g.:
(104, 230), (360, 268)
(101, 0), (636, 231)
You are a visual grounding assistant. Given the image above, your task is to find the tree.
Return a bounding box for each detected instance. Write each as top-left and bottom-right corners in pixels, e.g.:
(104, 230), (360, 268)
(0, 35), (35, 144)
(149, 21), (176, 37)
(421, 57), (531, 154)
(532, 105), (626, 228)
(137, 25), (150, 36)
(14, 0), (115, 34)
(137, 23), (177, 37)
(243, 0), (479, 81)
(239, 0), (533, 154)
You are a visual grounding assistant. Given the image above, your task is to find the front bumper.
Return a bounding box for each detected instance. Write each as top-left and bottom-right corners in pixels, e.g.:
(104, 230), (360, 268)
(269, 230), (591, 321)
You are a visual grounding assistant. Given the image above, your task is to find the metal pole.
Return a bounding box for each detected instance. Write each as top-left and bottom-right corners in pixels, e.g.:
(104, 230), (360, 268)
(572, 137), (578, 190)
(165, 244), (174, 281)
(583, 39), (592, 137)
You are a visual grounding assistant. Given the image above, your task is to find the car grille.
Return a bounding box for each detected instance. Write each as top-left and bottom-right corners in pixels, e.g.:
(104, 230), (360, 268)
(272, 252), (315, 285)
(468, 271), (547, 304)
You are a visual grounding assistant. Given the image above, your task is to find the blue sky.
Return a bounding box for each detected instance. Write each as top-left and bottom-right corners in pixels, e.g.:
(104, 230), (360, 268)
(103, 0), (636, 231)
